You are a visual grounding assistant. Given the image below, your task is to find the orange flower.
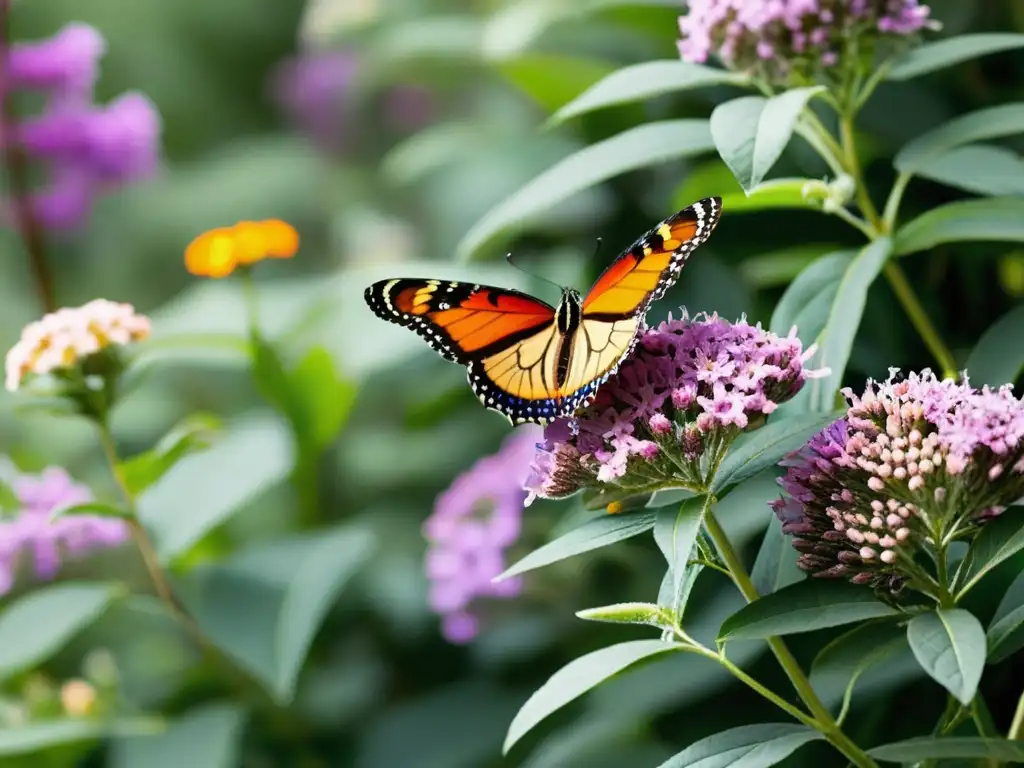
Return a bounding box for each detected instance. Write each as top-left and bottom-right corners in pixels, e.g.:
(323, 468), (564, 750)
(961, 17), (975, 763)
(184, 219), (299, 278)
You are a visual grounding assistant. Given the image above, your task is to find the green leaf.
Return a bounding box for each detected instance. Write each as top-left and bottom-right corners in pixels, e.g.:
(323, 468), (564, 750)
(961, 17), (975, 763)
(751, 515), (805, 595)
(906, 609), (986, 705)
(895, 197), (1024, 256)
(653, 497), (705, 616)
(803, 238), (893, 411)
(656, 723), (823, 768)
(810, 621), (908, 711)
(709, 88), (825, 192)
(718, 580), (898, 642)
(118, 413), (222, 497)
(868, 737), (1024, 763)
(0, 718), (163, 756)
(0, 582), (120, 681)
(503, 640), (684, 754)
(457, 119), (715, 260)
(646, 488), (697, 508)
(0, 478), (18, 514)
(894, 103), (1024, 174)
(288, 346), (357, 450)
(887, 34), (1024, 80)
(954, 512), (1024, 597)
(576, 602), (671, 627)
(138, 414), (294, 562)
(987, 570), (1024, 664)
(499, 54), (618, 114)
(551, 60), (742, 124)
(913, 145), (1024, 197)
(712, 412), (839, 492)
(769, 251), (854, 341)
(251, 333), (308, 435)
(110, 704), (244, 768)
(965, 304), (1024, 388)
(498, 510), (656, 580)
(185, 526), (375, 703)
(740, 245), (841, 289)
(48, 501), (130, 522)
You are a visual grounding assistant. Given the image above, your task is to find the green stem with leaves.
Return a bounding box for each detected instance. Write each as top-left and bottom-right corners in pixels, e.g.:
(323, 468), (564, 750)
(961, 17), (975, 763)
(702, 502), (881, 768)
(1010, 690), (1024, 741)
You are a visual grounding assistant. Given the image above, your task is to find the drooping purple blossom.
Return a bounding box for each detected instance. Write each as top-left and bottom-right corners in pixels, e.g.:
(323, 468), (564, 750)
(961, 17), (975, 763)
(678, 0), (935, 84)
(773, 369), (1024, 591)
(0, 466), (129, 595)
(2, 23), (161, 232)
(424, 426), (541, 643)
(525, 312), (825, 503)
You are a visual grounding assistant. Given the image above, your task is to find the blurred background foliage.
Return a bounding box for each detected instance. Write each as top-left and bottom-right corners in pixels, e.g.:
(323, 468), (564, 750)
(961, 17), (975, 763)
(1, 0), (1024, 766)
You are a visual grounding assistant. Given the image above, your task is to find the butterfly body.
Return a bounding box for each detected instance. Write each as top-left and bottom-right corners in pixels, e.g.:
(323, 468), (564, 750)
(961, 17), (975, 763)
(364, 197), (722, 424)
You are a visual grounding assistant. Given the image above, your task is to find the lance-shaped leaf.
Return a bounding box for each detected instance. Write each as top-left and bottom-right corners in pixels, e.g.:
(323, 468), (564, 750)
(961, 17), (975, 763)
(657, 723), (823, 768)
(906, 609), (986, 706)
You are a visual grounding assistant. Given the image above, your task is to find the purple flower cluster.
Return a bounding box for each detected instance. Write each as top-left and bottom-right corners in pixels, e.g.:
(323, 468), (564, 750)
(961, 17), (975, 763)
(678, 0), (934, 83)
(423, 426), (540, 643)
(0, 465), (129, 595)
(4, 23), (161, 231)
(525, 313), (824, 503)
(773, 369), (1024, 590)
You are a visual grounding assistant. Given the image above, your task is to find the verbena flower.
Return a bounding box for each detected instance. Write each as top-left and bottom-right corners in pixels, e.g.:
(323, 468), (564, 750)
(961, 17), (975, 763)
(0, 466), (129, 595)
(678, 0), (935, 85)
(184, 220), (300, 278)
(3, 23), (161, 231)
(4, 300), (151, 392)
(773, 369), (1024, 592)
(525, 312), (824, 503)
(424, 426), (540, 643)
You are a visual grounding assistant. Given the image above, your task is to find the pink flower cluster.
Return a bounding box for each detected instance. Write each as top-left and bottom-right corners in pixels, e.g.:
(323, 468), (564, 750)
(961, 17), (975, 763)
(525, 313), (824, 502)
(773, 369), (1024, 590)
(423, 426), (540, 643)
(678, 0), (933, 82)
(5, 23), (161, 230)
(0, 465), (129, 594)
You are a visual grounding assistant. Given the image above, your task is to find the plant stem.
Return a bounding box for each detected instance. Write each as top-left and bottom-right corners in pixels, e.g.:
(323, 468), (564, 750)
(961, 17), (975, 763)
(1010, 689), (1024, 740)
(0, 0), (56, 313)
(703, 505), (880, 768)
(882, 262), (958, 380)
(838, 114), (882, 232)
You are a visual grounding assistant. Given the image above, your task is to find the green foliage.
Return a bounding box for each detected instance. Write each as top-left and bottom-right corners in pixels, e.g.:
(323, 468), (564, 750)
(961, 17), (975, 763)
(110, 704), (244, 768)
(906, 609), (987, 705)
(657, 724), (824, 768)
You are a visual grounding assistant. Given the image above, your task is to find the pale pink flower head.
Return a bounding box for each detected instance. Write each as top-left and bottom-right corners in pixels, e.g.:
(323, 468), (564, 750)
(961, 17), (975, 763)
(5, 299), (151, 392)
(773, 369), (1024, 593)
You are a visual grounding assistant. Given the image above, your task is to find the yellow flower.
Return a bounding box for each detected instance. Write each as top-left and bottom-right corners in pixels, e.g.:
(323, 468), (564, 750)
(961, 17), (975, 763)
(185, 219), (299, 278)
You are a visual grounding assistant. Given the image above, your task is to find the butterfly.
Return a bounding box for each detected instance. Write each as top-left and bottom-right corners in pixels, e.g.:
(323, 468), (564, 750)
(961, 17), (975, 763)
(364, 196), (722, 425)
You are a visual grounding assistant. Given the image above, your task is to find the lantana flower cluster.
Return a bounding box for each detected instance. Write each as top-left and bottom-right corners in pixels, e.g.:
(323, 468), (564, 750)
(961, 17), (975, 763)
(5, 23), (161, 230)
(525, 313), (824, 503)
(4, 299), (151, 392)
(0, 464), (128, 595)
(678, 0), (935, 84)
(773, 369), (1024, 591)
(423, 426), (540, 643)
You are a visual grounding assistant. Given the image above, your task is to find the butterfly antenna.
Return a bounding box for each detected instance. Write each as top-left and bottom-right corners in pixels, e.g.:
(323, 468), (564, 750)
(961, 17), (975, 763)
(505, 251), (563, 292)
(592, 237), (603, 260)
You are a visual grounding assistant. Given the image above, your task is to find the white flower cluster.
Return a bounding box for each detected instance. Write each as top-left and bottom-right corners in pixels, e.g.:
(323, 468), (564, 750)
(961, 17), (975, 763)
(4, 299), (151, 391)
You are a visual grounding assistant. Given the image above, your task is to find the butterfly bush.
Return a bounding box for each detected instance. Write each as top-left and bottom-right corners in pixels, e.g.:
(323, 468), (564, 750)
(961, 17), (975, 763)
(5, 23), (161, 230)
(0, 464), (129, 594)
(525, 313), (825, 503)
(424, 426), (540, 643)
(678, 0), (934, 84)
(773, 369), (1024, 592)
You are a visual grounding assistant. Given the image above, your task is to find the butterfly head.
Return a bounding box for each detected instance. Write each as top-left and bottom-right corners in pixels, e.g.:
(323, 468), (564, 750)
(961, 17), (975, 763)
(555, 288), (583, 334)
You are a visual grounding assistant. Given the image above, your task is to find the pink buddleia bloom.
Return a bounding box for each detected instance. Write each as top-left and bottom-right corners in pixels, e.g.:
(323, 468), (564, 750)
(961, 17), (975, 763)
(678, 0), (936, 84)
(424, 426), (541, 643)
(525, 312), (825, 503)
(0, 466), (129, 595)
(773, 369), (1024, 593)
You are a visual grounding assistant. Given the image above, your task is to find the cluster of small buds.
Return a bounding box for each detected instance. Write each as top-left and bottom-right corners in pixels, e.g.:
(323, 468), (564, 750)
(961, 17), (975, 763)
(677, 0), (935, 86)
(524, 312), (825, 503)
(4, 299), (151, 392)
(774, 369), (1024, 592)
(4, 23), (161, 230)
